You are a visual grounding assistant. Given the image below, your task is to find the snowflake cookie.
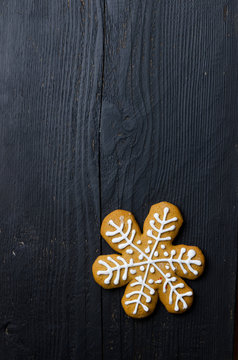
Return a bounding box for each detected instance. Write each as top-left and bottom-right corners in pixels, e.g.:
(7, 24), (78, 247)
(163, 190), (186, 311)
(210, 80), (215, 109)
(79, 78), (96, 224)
(92, 202), (205, 318)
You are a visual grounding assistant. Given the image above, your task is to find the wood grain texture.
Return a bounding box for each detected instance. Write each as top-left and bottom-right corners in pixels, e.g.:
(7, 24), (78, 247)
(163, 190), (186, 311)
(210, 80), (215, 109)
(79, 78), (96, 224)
(0, 0), (237, 359)
(100, 1), (238, 359)
(0, 1), (104, 359)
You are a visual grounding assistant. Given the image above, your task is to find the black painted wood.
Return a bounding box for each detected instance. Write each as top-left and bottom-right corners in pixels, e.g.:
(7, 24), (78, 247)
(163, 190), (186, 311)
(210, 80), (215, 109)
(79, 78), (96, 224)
(0, 1), (237, 359)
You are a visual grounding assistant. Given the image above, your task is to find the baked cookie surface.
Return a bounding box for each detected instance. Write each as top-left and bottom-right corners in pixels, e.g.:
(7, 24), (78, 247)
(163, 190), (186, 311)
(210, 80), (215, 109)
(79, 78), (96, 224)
(92, 202), (205, 318)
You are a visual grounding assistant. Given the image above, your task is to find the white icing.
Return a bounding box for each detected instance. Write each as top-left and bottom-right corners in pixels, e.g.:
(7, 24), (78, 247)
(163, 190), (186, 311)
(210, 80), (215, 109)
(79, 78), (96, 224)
(97, 256), (133, 285)
(155, 279), (162, 284)
(145, 246), (150, 254)
(106, 219), (136, 250)
(160, 271), (193, 310)
(126, 249), (133, 254)
(164, 248), (201, 276)
(125, 276), (155, 313)
(146, 207), (177, 243)
(188, 249), (196, 257)
(99, 207), (201, 314)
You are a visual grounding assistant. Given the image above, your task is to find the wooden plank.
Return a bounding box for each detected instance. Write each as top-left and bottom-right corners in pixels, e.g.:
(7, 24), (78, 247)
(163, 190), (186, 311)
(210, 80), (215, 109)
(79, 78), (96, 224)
(0, 1), (104, 359)
(100, 1), (238, 359)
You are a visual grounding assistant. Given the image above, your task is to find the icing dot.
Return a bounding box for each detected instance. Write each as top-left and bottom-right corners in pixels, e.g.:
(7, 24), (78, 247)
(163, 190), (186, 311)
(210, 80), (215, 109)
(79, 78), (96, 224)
(145, 246), (150, 254)
(150, 266), (155, 273)
(165, 265), (170, 270)
(130, 269), (136, 274)
(148, 279), (154, 284)
(161, 245), (165, 249)
(137, 240), (142, 245)
(148, 240), (152, 244)
(166, 273), (171, 278)
(139, 254), (144, 260)
(164, 251), (169, 257)
(154, 251), (159, 257)
(140, 266), (145, 271)
(126, 249), (133, 254)
(188, 249), (196, 258)
(155, 279), (162, 284)
(147, 230), (152, 238)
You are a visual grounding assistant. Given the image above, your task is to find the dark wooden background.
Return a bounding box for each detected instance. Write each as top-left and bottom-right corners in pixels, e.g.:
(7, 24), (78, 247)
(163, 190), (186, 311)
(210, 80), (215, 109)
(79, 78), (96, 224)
(0, 1), (237, 359)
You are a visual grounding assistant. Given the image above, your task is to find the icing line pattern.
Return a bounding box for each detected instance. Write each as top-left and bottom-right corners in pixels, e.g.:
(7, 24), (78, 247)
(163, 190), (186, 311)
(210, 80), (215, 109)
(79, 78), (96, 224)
(97, 207), (202, 314)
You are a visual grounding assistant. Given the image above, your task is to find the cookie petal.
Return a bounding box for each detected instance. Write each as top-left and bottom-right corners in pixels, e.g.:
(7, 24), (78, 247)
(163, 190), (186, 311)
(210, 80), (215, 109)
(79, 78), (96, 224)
(92, 254), (133, 289)
(143, 202), (183, 244)
(168, 245), (205, 280)
(101, 210), (142, 253)
(121, 277), (158, 318)
(158, 275), (193, 314)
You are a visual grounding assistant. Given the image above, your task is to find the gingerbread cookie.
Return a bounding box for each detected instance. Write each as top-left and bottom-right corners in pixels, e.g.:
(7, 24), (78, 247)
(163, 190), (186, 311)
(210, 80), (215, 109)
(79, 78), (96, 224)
(92, 202), (205, 318)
